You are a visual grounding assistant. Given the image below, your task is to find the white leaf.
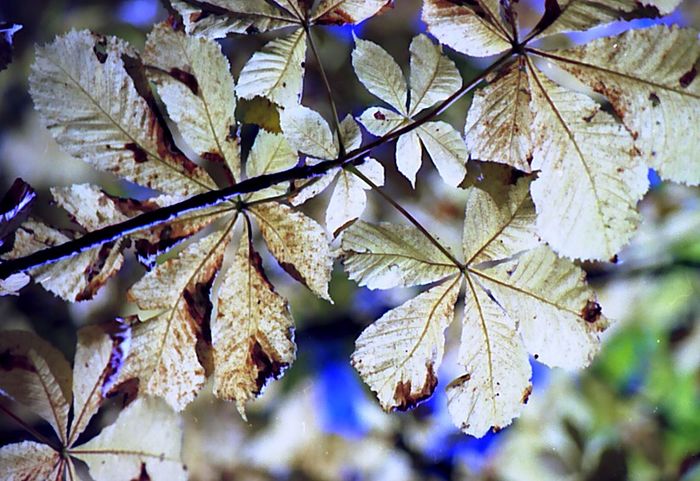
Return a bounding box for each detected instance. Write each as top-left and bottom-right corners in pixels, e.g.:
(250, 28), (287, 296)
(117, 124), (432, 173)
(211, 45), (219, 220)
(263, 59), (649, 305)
(280, 105), (339, 159)
(416, 122), (468, 188)
(409, 34), (462, 116)
(396, 130), (423, 186)
(352, 36), (408, 115)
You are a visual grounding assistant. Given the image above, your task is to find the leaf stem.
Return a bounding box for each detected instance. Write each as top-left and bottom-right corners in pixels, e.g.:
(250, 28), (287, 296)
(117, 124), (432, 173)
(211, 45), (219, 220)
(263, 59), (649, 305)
(305, 25), (346, 156)
(0, 50), (514, 279)
(347, 165), (465, 269)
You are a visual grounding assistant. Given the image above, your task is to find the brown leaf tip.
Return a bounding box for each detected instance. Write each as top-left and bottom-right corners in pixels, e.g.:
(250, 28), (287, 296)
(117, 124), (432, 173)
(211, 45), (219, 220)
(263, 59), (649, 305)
(392, 362), (438, 411)
(582, 300), (602, 323)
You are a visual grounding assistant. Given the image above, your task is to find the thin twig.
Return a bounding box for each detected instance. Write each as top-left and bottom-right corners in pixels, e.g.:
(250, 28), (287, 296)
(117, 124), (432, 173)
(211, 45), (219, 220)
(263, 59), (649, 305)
(0, 50), (514, 279)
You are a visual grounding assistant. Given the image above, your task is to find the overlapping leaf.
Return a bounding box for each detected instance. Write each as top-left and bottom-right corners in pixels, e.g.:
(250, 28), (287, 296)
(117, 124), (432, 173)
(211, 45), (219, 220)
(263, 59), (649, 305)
(20, 24), (334, 415)
(344, 178), (608, 436)
(0, 327), (187, 481)
(354, 34), (467, 187)
(172, 0), (391, 108)
(424, 0), (697, 260)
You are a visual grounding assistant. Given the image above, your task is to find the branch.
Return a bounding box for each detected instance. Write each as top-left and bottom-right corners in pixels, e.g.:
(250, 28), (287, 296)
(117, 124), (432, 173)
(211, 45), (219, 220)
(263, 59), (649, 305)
(0, 50), (514, 279)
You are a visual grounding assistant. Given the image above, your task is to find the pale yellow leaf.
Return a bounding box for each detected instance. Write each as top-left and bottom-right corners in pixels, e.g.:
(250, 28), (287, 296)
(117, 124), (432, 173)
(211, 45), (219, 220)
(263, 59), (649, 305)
(251, 203), (333, 300)
(245, 130), (298, 202)
(473, 246), (609, 370)
(462, 178), (540, 265)
(357, 107), (407, 137)
(237, 29), (307, 107)
(3, 220), (124, 302)
(312, 0), (392, 25)
(212, 229), (295, 417)
(527, 66), (648, 260)
(280, 105), (339, 159)
(352, 276), (461, 411)
(339, 114), (363, 151)
(396, 129), (422, 186)
(464, 61), (534, 172)
(326, 159), (384, 236)
(144, 23), (240, 177)
(122, 224), (235, 410)
(71, 396), (187, 481)
(549, 25), (700, 185)
(408, 34), (462, 116)
(352, 36), (408, 115)
(0, 441), (61, 481)
(0, 331), (72, 442)
(29, 31), (215, 196)
(342, 221), (458, 289)
(171, 0), (298, 38)
(416, 121), (468, 187)
(447, 277), (531, 437)
(422, 0), (512, 57)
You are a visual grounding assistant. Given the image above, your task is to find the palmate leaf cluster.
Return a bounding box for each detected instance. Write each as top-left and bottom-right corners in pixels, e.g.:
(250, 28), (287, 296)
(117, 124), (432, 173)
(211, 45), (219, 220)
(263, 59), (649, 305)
(0, 0), (698, 478)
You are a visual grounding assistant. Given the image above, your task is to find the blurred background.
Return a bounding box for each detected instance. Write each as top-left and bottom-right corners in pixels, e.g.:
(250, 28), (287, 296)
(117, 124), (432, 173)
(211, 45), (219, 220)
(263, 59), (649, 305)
(0, 0), (699, 480)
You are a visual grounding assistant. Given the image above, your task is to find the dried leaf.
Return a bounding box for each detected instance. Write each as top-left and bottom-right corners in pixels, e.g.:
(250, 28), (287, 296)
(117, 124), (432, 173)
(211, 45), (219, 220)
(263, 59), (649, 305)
(212, 227), (295, 417)
(0, 441), (61, 481)
(251, 203), (333, 301)
(312, 0), (393, 25)
(29, 31), (216, 196)
(144, 22), (240, 177)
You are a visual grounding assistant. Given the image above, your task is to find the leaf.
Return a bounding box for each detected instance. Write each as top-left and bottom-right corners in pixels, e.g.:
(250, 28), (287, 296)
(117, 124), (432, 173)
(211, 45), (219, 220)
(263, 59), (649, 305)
(462, 177), (539, 265)
(212, 226), (295, 417)
(464, 60), (534, 172)
(547, 25), (700, 185)
(237, 29), (307, 107)
(69, 322), (131, 444)
(447, 277), (531, 437)
(537, 0), (684, 37)
(250, 203), (333, 301)
(246, 130), (298, 202)
(312, 0), (393, 25)
(171, 0), (298, 38)
(351, 276), (461, 411)
(415, 122), (468, 188)
(0, 441), (61, 481)
(280, 104), (339, 159)
(3, 220), (124, 302)
(421, 0), (512, 57)
(0, 178), (36, 249)
(326, 159), (384, 236)
(29, 31), (216, 196)
(473, 246), (608, 370)
(342, 221), (458, 289)
(527, 66), (648, 260)
(71, 397), (187, 481)
(0, 331), (72, 442)
(0, 273), (30, 296)
(352, 36), (408, 115)
(353, 35), (467, 187)
(344, 180), (609, 435)
(408, 33), (462, 116)
(144, 22), (240, 177)
(122, 224), (235, 410)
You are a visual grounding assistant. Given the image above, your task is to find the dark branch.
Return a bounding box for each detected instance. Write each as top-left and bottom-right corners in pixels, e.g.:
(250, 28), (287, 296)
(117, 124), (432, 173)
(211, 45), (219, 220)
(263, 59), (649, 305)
(0, 50), (515, 280)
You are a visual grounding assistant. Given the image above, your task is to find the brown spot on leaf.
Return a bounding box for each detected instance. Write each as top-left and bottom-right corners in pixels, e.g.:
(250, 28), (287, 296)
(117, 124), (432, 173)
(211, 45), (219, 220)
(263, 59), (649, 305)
(76, 242), (121, 301)
(679, 66), (697, 88)
(201, 152), (225, 164)
(649, 92), (661, 107)
(373, 110), (386, 121)
(169, 67), (199, 96)
(492, 425), (502, 433)
(392, 362), (438, 411)
(582, 300), (602, 323)
(124, 143), (148, 164)
(131, 463), (151, 481)
(0, 350), (35, 372)
(521, 384), (533, 404)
